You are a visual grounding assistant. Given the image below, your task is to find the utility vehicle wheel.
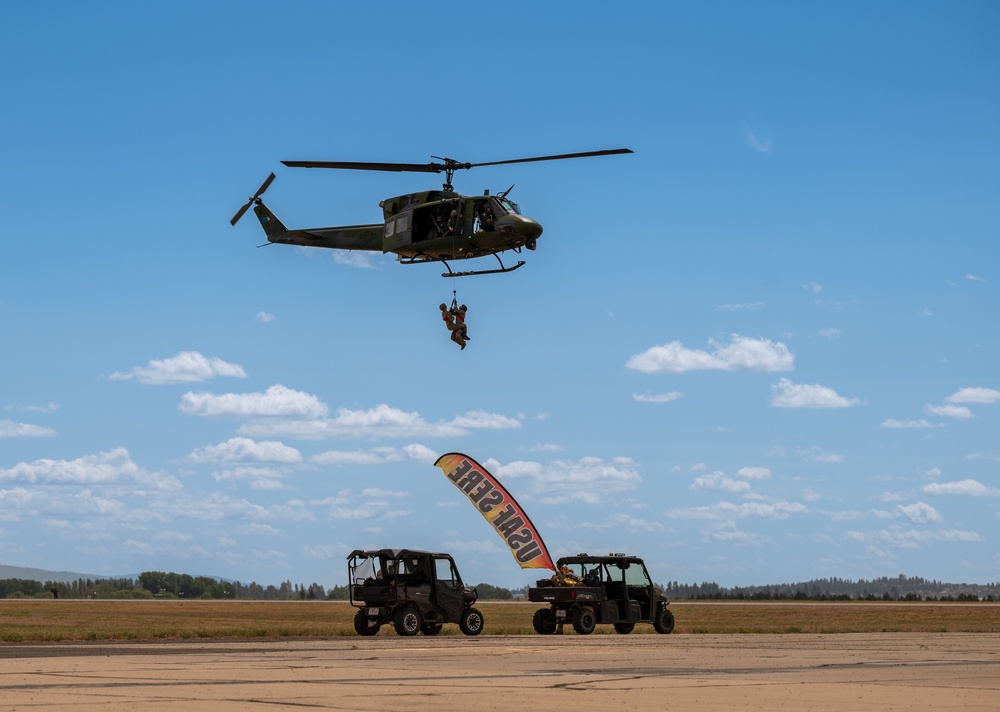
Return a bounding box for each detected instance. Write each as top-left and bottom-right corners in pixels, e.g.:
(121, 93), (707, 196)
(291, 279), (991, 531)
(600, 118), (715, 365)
(532, 608), (557, 635)
(572, 607), (596, 635)
(421, 623), (443, 636)
(613, 622), (635, 634)
(653, 606), (675, 634)
(353, 610), (380, 636)
(393, 606), (422, 636)
(459, 607), (484, 636)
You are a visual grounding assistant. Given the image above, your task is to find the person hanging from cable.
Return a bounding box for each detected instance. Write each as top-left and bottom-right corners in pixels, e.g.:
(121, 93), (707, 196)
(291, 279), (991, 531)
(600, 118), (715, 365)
(450, 300), (469, 343)
(440, 302), (468, 350)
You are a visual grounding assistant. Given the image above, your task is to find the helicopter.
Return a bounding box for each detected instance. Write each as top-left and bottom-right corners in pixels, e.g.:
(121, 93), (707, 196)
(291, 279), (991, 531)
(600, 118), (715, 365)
(230, 148), (633, 277)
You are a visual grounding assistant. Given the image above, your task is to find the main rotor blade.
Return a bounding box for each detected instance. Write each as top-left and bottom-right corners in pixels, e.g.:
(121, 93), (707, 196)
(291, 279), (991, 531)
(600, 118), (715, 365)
(468, 148), (633, 169)
(281, 160), (445, 173)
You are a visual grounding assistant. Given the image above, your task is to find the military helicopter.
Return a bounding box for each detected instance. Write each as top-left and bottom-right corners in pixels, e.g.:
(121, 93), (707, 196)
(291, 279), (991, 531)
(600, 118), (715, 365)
(230, 148), (632, 277)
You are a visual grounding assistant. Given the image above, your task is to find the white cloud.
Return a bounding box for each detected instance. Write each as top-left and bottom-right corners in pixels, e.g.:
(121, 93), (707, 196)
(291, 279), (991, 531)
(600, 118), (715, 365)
(880, 419), (945, 429)
(238, 404), (470, 440)
(665, 500), (808, 520)
(771, 378), (862, 409)
(817, 327), (841, 338)
(894, 502), (941, 524)
(211, 466), (290, 490)
(946, 387), (1000, 404)
(844, 528), (983, 548)
(255, 311), (275, 323)
(632, 392), (682, 403)
(110, 351), (247, 385)
(491, 456), (641, 504)
(0, 448), (174, 488)
(0, 419), (56, 438)
(715, 301), (764, 312)
(627, 334), (793, 374)
(919, 307), (935, 317)
(922, 480), (1000, 497)
(6, 402), (59, 413)
(448, 411), (521, 429)
(743, 126), (773, 154)
(691, 472), (750, 493)
(925, 404), (973, 420)
(333, 252), (380, 269)
(188, 437), (302, 464)
(964, 273), (986, 282)
(802, 281), (823, 293)
(180, 384), (327, 418)
(736, 466), (771, 480)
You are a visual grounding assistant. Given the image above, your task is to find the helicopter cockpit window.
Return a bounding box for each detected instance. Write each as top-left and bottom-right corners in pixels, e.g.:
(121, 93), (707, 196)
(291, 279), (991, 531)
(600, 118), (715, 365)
(495, 197), (521, 215)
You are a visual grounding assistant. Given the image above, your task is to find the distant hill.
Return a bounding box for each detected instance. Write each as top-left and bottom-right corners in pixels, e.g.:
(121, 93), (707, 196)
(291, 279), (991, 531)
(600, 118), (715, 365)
(0, 564), (101, 584)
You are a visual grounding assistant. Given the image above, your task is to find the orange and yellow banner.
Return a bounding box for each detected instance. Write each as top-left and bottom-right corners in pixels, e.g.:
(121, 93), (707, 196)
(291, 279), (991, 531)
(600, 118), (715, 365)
(434, 452), (555, 571)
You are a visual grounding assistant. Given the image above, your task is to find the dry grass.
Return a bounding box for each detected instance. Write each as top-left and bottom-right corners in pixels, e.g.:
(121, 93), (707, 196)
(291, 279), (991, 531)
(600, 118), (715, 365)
(1, 600), (998, 643)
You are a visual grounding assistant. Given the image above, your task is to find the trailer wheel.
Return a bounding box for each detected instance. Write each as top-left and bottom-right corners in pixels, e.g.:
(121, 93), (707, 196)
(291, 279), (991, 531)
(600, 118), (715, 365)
(572, 607), (596, 635)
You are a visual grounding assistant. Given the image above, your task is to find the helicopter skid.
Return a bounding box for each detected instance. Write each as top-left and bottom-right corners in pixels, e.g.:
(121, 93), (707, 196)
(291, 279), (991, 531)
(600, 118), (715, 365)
(442, 260), (525, 278)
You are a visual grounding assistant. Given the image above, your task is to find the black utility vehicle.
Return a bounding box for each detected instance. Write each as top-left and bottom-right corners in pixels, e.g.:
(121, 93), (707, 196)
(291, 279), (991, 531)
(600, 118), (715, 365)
(348, 548), (484, 636)
(528, 553), (674, 635)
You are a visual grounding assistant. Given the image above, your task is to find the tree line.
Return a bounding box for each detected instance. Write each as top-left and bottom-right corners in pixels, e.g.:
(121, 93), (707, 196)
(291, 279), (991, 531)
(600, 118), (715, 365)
(3, 572), (996, 601)
(0, 573), (514, 600)
(659, 575), (1000, 601)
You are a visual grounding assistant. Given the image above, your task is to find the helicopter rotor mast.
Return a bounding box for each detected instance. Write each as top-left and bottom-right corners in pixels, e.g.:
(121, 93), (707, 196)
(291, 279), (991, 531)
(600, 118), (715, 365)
(281, 148), (633, 192)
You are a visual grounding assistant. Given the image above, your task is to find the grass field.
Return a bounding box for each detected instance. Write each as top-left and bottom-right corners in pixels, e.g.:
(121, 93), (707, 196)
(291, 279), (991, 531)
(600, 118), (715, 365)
(2, 600), (998, 642)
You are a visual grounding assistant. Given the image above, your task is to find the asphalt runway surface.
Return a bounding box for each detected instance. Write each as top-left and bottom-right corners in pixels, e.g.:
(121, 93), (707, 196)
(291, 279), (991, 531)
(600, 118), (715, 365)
(2, 633), (998, 711)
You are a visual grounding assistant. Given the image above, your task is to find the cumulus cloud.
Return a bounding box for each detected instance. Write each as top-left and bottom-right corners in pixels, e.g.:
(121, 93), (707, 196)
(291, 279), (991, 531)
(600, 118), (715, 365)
(188, 437), (302, 464)
(0, 419), (56, 438)
(894, 502), (941, 524)
(0, 448), (174, 488)
(845, 528), (983, 548)
(736, 466), (771, 480)
(632, 392), (682, 403)
(110, 351), (247, 385)
(964, 273), (985, 282)
(490, 456), (641, 504)
(211, 466), (290, 490)
(880, 419), (944, 429)
(255, 311), (275, 323)
(311, 445), (436, 466)
(626, 335), (793, 374)
(925, 404), (973, 420)
(691, 472), (751, 493)
(333, 252), (380, 269)
(922, 480), (1000, 497)
(449, 411), (521, 429)
(238, 404), (492, 440)
(771, 378), (862, 408)
(802, 281), (822, 293)
(665, 500), (808, 520)
(946, 388), (1000, 404)
(180, 385), (327, 418)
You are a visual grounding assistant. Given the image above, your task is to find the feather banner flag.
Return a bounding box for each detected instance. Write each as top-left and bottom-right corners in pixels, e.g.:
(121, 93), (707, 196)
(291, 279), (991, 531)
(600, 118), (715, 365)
(434, 452), (555, 571)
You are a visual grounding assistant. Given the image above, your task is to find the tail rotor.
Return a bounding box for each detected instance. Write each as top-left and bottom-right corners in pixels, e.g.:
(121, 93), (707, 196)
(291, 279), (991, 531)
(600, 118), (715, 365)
(230, 172), (276, 226)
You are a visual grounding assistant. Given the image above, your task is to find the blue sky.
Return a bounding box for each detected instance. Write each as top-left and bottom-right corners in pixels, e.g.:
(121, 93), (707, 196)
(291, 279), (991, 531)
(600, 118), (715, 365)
(2, 1), (998, 589)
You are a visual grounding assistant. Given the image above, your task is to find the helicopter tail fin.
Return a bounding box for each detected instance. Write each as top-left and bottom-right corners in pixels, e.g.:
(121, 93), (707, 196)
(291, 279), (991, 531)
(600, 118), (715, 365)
(252, 202), (290, 242)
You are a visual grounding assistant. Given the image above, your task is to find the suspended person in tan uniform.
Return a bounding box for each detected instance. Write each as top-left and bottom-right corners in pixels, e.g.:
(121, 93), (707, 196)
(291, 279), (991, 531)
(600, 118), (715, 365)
(440, 303), (468, 350)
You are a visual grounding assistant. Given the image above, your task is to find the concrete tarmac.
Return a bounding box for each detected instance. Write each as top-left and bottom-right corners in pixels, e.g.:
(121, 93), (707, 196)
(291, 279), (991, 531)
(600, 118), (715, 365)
(2, 633), (998, 711)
